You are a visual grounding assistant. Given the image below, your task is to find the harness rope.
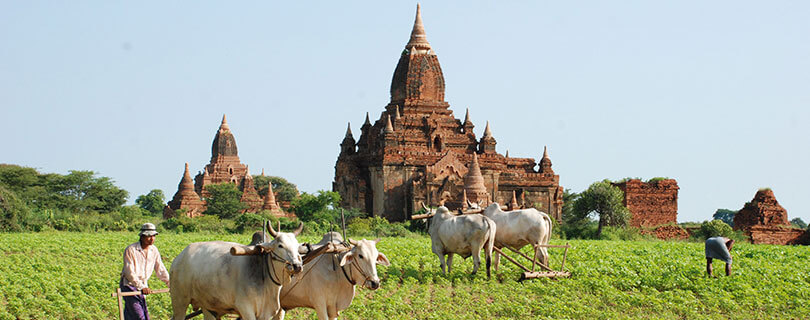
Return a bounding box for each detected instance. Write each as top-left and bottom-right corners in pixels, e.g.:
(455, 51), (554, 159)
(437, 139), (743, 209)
(263, 245), (293, 286)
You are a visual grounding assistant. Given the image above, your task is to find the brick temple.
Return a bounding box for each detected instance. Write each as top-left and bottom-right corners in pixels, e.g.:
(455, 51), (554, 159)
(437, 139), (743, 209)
(612, 179), (680, 227)
(163, 115), (284, 218)
(733, 188), (807, 245)
(333, 5), (563, 222)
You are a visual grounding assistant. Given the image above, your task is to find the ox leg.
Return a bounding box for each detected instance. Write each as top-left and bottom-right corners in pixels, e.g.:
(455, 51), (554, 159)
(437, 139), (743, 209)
(273, 309), (286, 320)
(493, 251), (501, 271)
(471, 246), (481, 275)
(315, 304), (329, 320)
(446, 253), (454, 274)
(170, 298), (190, 320)
(533, 245), (549, 267)
(436, 252), (447, 274)
(202, 309), (218, 320)
(327, 305), (338, 320)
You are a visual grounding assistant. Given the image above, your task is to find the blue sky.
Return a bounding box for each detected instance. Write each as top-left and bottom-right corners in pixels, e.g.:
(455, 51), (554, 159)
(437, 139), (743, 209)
(2, 1), (808, 223)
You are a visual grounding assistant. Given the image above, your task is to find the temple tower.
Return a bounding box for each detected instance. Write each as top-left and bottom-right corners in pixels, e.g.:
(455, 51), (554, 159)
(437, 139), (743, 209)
(164, 163), (205, 218)
(333, 5), (564, 221)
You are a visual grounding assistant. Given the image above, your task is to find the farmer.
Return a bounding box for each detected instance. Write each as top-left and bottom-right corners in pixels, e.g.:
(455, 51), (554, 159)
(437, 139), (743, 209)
(120, 223), (170, 320)
(705, 236), (734, 277)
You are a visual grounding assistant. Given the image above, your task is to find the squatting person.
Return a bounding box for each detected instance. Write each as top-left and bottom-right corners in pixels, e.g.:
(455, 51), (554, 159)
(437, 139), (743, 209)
(120, 223), (170, 320)
(705, 236), (734, 277)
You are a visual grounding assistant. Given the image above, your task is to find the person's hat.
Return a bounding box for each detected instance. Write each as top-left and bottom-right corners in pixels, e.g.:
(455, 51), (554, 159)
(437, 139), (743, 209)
(139, 223), (159, 236)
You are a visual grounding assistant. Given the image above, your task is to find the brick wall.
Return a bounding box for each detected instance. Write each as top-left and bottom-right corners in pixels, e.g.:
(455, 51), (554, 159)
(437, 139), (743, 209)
(747, 226), (808, 245)
(613, 179), (679, 228)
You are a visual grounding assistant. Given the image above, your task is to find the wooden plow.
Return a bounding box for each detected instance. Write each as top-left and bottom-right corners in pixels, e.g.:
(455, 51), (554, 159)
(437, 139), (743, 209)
(492, 242), (571, 281)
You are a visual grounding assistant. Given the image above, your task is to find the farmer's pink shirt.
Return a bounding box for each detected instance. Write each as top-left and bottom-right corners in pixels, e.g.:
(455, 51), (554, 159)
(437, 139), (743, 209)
(121, 242), (170, 290)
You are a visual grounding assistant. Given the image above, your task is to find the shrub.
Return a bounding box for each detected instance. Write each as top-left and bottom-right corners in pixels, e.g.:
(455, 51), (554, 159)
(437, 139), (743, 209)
(234, 212), (270, 233)
(162, 215), (229, 233)
(346, 216), (413, 238)
(599, 226), (655, 241)
(0, 185), (30, 232)
(694, 219), (734, 239)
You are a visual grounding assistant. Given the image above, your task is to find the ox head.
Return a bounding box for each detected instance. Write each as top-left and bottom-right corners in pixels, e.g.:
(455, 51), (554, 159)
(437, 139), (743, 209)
(339, 238), (390, 290)
(466, 199), (485, 210)
(421, 203), (451, 217)
(256, 221), (304, 275)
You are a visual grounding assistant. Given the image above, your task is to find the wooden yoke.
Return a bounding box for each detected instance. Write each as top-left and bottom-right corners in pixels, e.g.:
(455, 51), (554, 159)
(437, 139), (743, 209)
(230, 245), (262, 256)
(301, 242), (351, 265)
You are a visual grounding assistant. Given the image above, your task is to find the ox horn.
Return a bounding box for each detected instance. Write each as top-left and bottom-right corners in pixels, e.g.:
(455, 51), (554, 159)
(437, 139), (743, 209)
(373, 238), (380, 244)
(292, 222), (304, 236)
(421, 202), (430, 212)
(467, 199), (474, 208)
(348, 238), (358, 246)
(265, 220), (278, 238)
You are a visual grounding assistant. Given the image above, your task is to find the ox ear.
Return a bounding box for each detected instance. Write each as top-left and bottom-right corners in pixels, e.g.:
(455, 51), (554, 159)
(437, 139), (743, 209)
(376, 252), (391, 266)
(339, 251), (354, 266)
(265, 220), (278, 238)
(292, 222), (304, 236)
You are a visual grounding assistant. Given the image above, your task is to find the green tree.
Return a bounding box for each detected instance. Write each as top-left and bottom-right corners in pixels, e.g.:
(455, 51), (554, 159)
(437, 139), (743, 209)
(790, 217), (807, 229)
(136, 189), (166, 216)
(203, 183), (246, 219)
(0, 165), (128, 213)
(253, 175), (299, 202)
(0, 185), (31, 231)
(571, 179), (630, 238)
(561, 188), (580, 222)
(289, 190), (341, 222)
(713, 209), (737, 227)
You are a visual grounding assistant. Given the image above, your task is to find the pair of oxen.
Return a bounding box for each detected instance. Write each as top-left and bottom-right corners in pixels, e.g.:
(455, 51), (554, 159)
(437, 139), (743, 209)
(169, 222), (390, 320)
(423, 201), (553, 279)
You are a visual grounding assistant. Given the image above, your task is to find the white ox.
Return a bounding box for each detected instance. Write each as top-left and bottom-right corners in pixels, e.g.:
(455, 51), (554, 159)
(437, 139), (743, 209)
(479, 202), (553, 270)
(258, 232), (390, 320)
(169, 222), (304, 320)
(424, 205), (497, 278)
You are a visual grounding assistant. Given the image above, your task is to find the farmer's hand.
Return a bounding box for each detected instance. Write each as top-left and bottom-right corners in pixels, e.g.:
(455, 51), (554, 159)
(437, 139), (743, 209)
(142, 287), (152, 295)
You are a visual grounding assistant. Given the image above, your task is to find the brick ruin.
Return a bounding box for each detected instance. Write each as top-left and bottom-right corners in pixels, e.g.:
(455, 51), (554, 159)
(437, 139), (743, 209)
(333, 5), (563, 222)
(612, 179), (679, 228)
(163, 115), (287, 219)
(733, 189), (807, 245)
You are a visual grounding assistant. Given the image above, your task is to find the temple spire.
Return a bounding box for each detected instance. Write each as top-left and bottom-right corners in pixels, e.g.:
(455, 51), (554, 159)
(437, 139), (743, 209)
(384, 115), (395, 133)
(483, 121), (492, 138)
(464, 108), (471, 123)
(181, 163), (193, 188)
(364, 112), (371, 126)
(539, 146), (554, 173)
(509, 190), (519, 210)
(394, 106), (401, 120)
(219, 114), (230, 132)
(406, 4), (431, 51)
(345, 122), (354, 139)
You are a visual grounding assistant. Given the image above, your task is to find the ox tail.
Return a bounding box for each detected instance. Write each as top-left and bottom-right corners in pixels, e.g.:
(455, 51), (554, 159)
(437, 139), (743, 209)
(483, 218), (496, 279)
(539, 214), (553, 266)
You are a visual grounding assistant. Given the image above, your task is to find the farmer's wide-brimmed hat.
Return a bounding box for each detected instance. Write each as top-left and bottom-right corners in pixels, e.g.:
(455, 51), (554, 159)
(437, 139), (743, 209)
(139, 223), (159, 236)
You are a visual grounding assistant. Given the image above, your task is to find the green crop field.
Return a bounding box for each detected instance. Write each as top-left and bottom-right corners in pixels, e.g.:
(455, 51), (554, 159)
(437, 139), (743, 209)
(1, 232), (809, 319)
